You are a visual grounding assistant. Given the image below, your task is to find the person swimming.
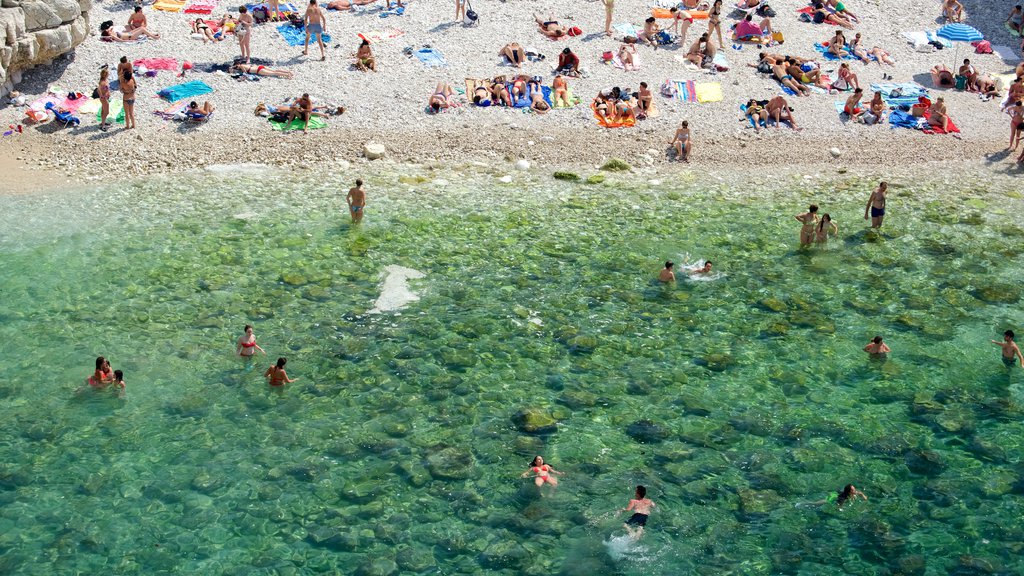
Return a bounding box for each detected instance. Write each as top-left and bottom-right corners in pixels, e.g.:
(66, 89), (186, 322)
(658, 261), (676, 282)
(264, 357), (298, 386)
(521, 455), (564, 488)
(236, 324), (266, 358)
(864, 335), (890, 357)
(620, 485), (655, 540)
(690, 260), (712, 274)
(804, 484), (868, 510)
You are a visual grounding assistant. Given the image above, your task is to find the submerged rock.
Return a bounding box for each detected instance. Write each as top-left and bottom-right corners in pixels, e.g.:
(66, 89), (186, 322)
(512, 408), (558, 434)
(626, 419), (670, 443)
(586, 174), (606, 184)
(426, 446), (477, 480)
(553, 171), (580, 181)
(600, 158), (631, 172)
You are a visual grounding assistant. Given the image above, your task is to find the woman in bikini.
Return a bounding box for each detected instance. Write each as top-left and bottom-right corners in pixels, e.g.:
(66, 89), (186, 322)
(498, 42), (526, 67)
(264, 357), (297, 386)
(707, 0), (724, 48)
(428, 82), (455, 113)
(120, 68), (137, 130)
(848, 33), (870, 63)
(552, 74), (569, 107)
(102, 25), (160, 41)
(97, 68), (111, 131)
(929, 96), (950, 132)
(236, 6), (254, 64)
(815, 213), (838, 244)
(230, 64), (294, 78)
(521, 456), (564, 488)
(86, 356), (114, 388)
(191, 18), (221, 42)
(356, 40), (377, 71)
(618, 36), (639, 71)
(236, 325), (267, 358)
(534, 13), (568, 39)
(489, 79), (511, 107)
(670, 120), (691, 162)
(745, 99), (766, 133)
(795, 204), (819, 247)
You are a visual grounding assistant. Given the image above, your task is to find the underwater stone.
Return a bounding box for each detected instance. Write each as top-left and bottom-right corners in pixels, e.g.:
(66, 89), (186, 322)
(626, 419), (670, 443)
(696, 353), (736, 372)
(281, 274), (308, 286)
(904, 450), (946, 476)
(480, 540), (529, 570)
(738, 488), (782, 515)
(586, 174), (606, 184)
(567, 335), (598, 354)
(427, 446), (477, 480)
(512, 408), (558, 434)
(972, 284), (1020, 304)
(626, 380), (651, 395)
(558, 390), (597, 410)
(395, 546), (436, 572)
(758, 297), (789, 312)
(600, 158), (631, 172)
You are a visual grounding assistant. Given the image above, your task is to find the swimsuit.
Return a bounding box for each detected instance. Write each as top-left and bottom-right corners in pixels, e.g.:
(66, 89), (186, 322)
(351, 205), (363, 213)
(307, 22), (323, 35)
(626, 513), (648, 526)
(1004, 355), (1017, 367)
(870, 207), (884, 217)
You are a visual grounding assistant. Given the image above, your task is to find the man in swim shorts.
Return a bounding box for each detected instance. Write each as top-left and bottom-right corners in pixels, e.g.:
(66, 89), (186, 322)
(621, 485), (655, 540)
(346, 179), (366, 224)
(992, 330), (1023, 368)
(864, 181), (887, 228)
(303, 0), (328, 60)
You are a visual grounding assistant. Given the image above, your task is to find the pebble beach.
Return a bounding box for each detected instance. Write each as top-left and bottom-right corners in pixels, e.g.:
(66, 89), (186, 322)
(0, 0), (1022, 191)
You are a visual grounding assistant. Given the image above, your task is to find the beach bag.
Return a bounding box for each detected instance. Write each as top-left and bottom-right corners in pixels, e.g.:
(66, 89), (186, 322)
(756, 61), (771, 73)
(660, 79), (677, 97)
(253, 7), (269, 23)
(602, 51), (614, 62)
(972, 40), (992, 54)
(954, 75), (968, 90)
(757, 4), (776, 17)
(771, 31), (784, 44)
(463, 0), (478, 26)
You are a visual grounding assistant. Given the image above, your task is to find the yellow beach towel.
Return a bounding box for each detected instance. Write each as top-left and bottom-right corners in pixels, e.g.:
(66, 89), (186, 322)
(154, 0), (187, 12)
(695, 82), (723, 103)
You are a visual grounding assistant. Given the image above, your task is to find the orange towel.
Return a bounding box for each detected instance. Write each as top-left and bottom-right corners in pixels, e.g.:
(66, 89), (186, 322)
(591, 103), (636, 128)
(652, 8), (708, 19)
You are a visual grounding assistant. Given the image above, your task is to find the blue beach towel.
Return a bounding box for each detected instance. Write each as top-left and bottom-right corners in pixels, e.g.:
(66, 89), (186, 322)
(870, 82), (927, 107)
(613, 23), (639, 38)
(276, 23), (332, 46)
(414, 47), (447, 67)
(814, 43), (872, 61)
(888, 109), (922, 130)
(740, 104), (767, 128)
(158, 80), (213, 101)
(379, 5), (404, 17)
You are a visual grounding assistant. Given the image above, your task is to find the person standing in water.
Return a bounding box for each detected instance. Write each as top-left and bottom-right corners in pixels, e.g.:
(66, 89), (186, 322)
(621, 485), (655, 540)
(264, 357), (298, 386)
(236, 324), (266, 358)
(815, 214), (838, 244)
(864, 336), (890, 357)
(992, 330), (1023, 368)
(521, 456), (564, 489)
(346, 179), (366, 224)
(795, 205), (819, 247)
(864, 181), (887, 229)
(658, 261), (676, 282)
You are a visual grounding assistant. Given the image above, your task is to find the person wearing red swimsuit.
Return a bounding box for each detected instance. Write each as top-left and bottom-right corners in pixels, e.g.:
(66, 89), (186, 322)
(264, 357), (297, 387)
(236, 324), (266, 358)
(521, 455), (564, 488)
(86, 356), (114, 388)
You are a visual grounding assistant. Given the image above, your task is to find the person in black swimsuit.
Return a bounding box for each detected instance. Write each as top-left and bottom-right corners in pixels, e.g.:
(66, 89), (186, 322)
(620, 485), (656, 540)
(864, 181), (887, 229)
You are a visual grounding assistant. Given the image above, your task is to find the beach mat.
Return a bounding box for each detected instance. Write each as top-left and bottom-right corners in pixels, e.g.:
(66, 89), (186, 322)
(672, 79), (697, 102)
(591, 103), (635, 128)
(695, 82), (722, 103)
(153, 0), (186, 12)
(247, 2), (298, 11)
(552, 87), (580, 108)
(711, 52), (729, 71)
(95, 101), (126, 124)
(414, 47), (447, 67)
(740, 103), (766, 128)
(133, 57), (179, 71)
(1006, 22), (1022, 37)
(992, 44), (1021, 64)
(870, 82), (928, 107)
(29, 93), (90, 114)
(158, 80), (213, 101)
(269, 115), (327, 131)
(613, 23), (639, 38)
(277, 23), (332, 46)
(921, 111), (960, 135)
(358, 28), (405, 43)
(652, 8), (707, 19)
(184, 0), (218, 13)
(814, 43), (874, 62)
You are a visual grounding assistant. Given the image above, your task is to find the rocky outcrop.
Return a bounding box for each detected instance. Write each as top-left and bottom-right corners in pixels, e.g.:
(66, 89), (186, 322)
(1, 0), (90, 95)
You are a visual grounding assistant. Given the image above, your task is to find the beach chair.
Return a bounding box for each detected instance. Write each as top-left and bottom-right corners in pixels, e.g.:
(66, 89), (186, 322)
(44, 102), (81, 127)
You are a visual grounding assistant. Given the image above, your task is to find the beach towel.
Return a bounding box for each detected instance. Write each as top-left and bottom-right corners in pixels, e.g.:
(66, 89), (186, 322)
(888, 109), (920, 129)
(695, 82), (722, 103)
(613, 23), (639, 38)
(1006, 22), (1022, 37)
(96, 101), (126, 124)
(920, 111), (960, 135)
(247, 2), (298, 12)
(924, 31), (952, 49)
(591, 103), (636, 128)
(464, 78), (490, 105)
(672, 79), (697, 102)
(870, 82), (927, 107)
(358, 28), (405, 43)
(269, 115), (327, 131)
(379, 5), (405, 17)
(813, 43), (868, 61)
(552, 87), (580, 108)
(652, 8), (708, 19)
(133, 58), (179, 71)
(711, 52), (730, 71)
(158, 80), (213, 101)
(77, 98), (101, 115)
(739, 103), (766, 128)
(153, 101), (189, 121)
(153, 0), (186, 12)
(992, 44), (1021, 64)
(29, 93), (90, 114)
(414, 47), (447, 67)
(184, 0), (218, 13)
(612, 52), (641, 71)
(276, 23), (332, 46)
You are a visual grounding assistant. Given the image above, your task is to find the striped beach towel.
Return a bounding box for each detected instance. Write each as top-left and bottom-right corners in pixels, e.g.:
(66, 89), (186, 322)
(673, 80), (697, 102)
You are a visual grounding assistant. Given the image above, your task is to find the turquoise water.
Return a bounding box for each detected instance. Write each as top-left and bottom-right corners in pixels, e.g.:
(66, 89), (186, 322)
(1, 166), (1023, 575)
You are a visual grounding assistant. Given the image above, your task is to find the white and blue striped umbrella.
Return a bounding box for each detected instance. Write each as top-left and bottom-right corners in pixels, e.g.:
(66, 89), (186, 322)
(935, 23), (984, 43)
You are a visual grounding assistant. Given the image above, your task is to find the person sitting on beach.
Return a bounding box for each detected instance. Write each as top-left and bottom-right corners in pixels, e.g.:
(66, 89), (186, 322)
(128, 6), (150, 31)
(848, 33), (871, 63)
(355, 39), (377, 71)
(187, 100), (215, 119)
(815, 213), (837, 243)
(942, 0), (964, 23)
(669, 7), (694, 46)
(787, 59), (828, 90)
(864, 335), (890, 356)
(958, 59), (979, 92)
(658, 261), (676, 282)
(499, 42), (526, 67)
(638, 17), (661, 49)
(1008, 5), (1024, 35)
(535, 13), (569, 39)
(992, 330), (1024, 368)
(766, 95), (801, 130)
(811, 2), (853, 28)
(102, 22), (160, 41)
(670, 121), (691, 162)
(825, 0), (858, 22)
(521, 456), (564, 489)
(931, 64), (955, 88)
(265, 357), (298, 386)
(552, 75), (570, 107)
(556, 47), (580, 77)
(686, 33), (716, 68)
(191, 19), (223, 43)
(844, 88), (866, 122)
(832, 62), (859, 91)
(769, 57), (809, 96)
(863, 91), (886, 125)
(230, 63), (295, 78)
(489, 78), (512, 106)
(288, 93), (314, 132)
(428, 82), (455, 113)
(618, 37), (639, 71)
(827, 30), (848, 58)
(745, 98), (766, 132)
(929, 96), (950, 132)
(637, 82), (653, 114)
(733, 13), (772, 41)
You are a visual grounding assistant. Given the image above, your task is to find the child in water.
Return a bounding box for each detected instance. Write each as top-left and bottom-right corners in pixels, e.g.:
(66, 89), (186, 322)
(521, 456), (564, 489)
(620, 485), (655, 540)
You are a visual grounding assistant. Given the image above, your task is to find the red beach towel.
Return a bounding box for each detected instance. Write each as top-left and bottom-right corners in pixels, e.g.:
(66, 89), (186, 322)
(133, 57), (180, 71)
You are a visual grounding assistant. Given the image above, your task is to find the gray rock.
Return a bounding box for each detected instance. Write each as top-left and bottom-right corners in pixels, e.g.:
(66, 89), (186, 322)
(0, 0), (87, 96)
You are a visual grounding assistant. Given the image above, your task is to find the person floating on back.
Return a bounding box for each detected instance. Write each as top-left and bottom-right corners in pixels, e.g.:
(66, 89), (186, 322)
(620, 485), (655, 540)
(992, 330), (1023, 368)
(521, 456), (564, 492)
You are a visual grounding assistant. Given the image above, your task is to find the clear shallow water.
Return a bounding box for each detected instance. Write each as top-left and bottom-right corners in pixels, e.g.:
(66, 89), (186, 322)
(1, 167), (1023, 575)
